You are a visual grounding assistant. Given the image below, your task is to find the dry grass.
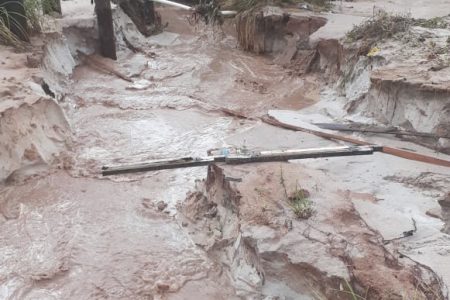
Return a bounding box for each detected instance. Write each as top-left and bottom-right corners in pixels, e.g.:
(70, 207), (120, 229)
(347, 11), (413, 42)
(414, 17), (449, 29)
(288, 186), (314, 219)
(221, 0), (331, 12)
(347, 11), (449, 43)
(0, 0), (57, 47)
(279, 166), (314, 219)
(0, 2), (27, 47)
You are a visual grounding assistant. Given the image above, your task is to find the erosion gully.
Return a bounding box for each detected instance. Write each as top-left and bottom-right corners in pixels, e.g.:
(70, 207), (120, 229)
(0, 7), (322, 300)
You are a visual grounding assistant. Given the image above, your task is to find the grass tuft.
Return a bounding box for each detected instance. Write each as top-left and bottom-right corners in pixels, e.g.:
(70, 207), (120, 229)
(288, 185), (314, 219)
(0, 2), (27, 47)
(0, 0), (57, 47)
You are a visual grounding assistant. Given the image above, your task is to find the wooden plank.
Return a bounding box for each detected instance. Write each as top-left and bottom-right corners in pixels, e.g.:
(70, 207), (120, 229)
(76, 50), (131, 82)
(261, 116), (369, 146)
(102, 146), (377, 176)
(94, 0), (116, 60)
(225, 146), (377, 165)
(314, 123), (446, 138)
(102, 156), (222, 176)
(262, 116), (450, 168)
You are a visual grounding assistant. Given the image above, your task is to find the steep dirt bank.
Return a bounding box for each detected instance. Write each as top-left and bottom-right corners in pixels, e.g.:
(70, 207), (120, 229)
(235, 6), (326, 55)
(0, 37), (73, 182)
(337, 24), (450, 153)
(180, 163), (446, 299)
(235, 6), (328, 75)
(234, 7), (450, 153)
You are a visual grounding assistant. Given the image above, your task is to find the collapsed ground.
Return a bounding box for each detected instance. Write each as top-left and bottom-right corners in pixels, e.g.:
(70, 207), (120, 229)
(0, 0), (450, 299)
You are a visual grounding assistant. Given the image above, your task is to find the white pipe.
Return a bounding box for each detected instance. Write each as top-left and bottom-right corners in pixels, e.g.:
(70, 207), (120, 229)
(151, 0), (237, 16)
(152, 0), (192, 10)
(221, 10), (237, 16)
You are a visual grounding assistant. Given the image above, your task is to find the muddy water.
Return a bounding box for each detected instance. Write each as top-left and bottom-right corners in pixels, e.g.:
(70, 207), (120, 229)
(0, 9), (318, 299)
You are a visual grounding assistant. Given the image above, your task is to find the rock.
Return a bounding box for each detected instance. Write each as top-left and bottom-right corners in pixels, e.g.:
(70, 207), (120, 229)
(426, 208), (443, 219)
(156, 201), (167, 211)
(26, 54), (41, 68)
(204, 205), (217, 218)
(156, 282), (170, 293)
(438, 192), (450, 234)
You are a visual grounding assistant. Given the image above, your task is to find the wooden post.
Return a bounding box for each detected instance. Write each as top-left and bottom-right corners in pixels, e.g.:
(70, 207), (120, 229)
(94, 0), (117, 60)
(144, 0), (155, 26)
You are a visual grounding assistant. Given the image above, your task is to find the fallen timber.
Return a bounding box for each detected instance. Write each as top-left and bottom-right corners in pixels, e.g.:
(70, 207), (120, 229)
(102, 145), (378, 176)
(261, 116), (450, 168)
(314, 123), (449, 139)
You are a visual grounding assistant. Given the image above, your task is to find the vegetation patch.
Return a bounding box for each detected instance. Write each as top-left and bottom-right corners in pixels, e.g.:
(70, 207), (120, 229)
(413, 17), (449, 29)
(279, 166), (314, 219)
(347, 11), (449, 43)
(0, 0), (57, 47)
(346, 11), (413, 42)
(288, 186), (313, 219)
(0, 4), (26, 47)
(221, 0), (331, 12)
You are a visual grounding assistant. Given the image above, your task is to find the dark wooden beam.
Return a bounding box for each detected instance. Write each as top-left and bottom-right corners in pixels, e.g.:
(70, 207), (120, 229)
(102, 146), (377, 176)
(94, 0), (117, 60)
(262, 115), (450, 168)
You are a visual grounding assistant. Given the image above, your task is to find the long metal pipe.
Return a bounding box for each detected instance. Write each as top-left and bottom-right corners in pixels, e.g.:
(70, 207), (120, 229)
(151, 0), (237, 16)
(152, 0), (191, 10)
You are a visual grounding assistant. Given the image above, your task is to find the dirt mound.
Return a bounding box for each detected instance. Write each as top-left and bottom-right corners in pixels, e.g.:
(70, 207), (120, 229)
(0, 43), (72, 182)
(179, 163), (446, 299)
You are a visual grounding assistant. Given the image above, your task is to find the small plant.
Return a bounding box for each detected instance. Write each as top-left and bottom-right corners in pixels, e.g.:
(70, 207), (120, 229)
(288, 185), (313, 219)
(279, 165), (314, 218)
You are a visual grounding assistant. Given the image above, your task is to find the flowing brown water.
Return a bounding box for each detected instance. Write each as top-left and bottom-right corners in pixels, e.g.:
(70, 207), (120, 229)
(0, 7), (319, 299)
